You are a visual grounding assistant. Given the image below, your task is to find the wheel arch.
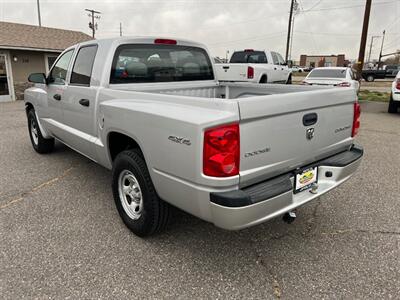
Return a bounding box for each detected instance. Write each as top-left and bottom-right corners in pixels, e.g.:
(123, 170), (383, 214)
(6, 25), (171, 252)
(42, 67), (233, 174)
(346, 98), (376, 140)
(107, 131), (145, 163)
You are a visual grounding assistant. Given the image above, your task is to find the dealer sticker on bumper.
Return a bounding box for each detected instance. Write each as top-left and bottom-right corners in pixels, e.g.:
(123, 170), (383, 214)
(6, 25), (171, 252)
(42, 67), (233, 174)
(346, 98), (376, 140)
(294, 167), (318, 193)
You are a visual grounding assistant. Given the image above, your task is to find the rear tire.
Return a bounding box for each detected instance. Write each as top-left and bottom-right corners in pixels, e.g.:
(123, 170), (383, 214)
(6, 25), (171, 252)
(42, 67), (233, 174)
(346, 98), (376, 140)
(388, 94), (398, 113)
(112, 149), (171, 237)
(27, 109), (54, 154)
(366, 75), (375, 82)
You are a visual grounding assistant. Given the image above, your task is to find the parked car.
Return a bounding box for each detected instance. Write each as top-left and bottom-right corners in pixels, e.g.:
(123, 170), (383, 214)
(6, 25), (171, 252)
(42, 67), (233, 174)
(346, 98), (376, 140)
(291, 65), (304, 72)
(385, 65), (400, 78)
(215, 49), (292, 84)
(302, 67), (360, 91)
(361, 69), (386, 82)
(25, 37), (363, 236)
(388, 71), (400, 113)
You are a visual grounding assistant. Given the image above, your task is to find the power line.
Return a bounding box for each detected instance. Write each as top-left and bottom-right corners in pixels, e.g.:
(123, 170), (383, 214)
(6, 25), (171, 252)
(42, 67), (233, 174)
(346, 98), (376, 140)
(302, 0), (323, 12)
(300, 0), (397, 13)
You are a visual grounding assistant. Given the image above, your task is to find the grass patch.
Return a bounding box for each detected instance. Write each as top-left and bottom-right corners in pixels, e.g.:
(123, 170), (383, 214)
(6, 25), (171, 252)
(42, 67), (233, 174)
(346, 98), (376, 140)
(358, 90), (390, 102)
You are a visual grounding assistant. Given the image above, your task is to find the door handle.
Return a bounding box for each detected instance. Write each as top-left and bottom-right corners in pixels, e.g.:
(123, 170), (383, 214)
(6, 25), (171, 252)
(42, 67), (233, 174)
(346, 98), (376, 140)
(79, 99), (90, 107)
(303, 113), (318, 126)
(53, 94), (61, 101)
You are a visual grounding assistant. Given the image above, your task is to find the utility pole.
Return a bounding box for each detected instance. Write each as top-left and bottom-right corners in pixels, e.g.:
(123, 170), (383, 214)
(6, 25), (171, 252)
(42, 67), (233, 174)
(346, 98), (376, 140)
(285, 0), (295, 63)
(356, 0), (372, 79)
(85, 9), (101, 38)
(367, 35), (381, 63)
(120, 22), (122, 37)
(36, 0), (41, 27)
(378, 30), (386, 69)
(288, 0), (299, 63)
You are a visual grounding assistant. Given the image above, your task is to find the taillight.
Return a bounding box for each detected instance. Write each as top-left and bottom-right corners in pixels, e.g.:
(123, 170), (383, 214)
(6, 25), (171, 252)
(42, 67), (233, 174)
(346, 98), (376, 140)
(247, 66), (254, 79)
(352, 102), (361, 137)
(396, 78), (400, 90)
(337, 82), (351, 87)
(154, 38), (177, 45)
(203, 123), (240, 177)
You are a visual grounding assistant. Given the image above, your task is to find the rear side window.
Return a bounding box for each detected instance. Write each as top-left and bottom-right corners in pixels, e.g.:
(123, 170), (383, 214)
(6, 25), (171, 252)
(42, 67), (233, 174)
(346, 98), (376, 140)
(110, 44), (214, 84)
(230, 51), (267, 63)
(70, 45), (98, 86)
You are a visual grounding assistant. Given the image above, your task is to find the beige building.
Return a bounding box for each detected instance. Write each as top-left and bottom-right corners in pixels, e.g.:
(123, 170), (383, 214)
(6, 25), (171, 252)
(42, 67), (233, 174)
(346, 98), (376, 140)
(0, 21), (92, 102)
(299, 54), (347, 68)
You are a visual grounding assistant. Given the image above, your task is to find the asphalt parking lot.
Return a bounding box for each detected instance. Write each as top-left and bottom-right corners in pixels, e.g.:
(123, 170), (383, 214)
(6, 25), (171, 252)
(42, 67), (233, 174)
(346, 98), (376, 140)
(1, 100), (399, 299)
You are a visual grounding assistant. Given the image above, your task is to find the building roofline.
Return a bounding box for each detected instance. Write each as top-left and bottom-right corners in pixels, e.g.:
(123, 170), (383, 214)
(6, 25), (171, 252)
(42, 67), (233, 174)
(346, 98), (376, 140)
(0, 45), (62, 53)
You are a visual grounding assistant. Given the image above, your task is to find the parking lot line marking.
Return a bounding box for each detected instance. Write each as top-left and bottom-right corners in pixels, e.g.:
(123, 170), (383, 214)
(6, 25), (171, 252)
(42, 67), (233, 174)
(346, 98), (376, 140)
(0, 166), (75, 210)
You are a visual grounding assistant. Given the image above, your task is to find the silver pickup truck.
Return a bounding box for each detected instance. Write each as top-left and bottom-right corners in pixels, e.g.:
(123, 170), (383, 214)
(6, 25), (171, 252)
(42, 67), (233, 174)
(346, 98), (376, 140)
(25, 37), (363, 237)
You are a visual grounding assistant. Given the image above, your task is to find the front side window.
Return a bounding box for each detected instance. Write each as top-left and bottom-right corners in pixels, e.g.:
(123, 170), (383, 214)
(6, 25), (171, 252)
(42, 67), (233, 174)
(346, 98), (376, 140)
(48, 50), (74, 84)
(70, 45), (98, 86)
(110, 44), (214, 84)
(271, 52), (280, 65)
(276, 53), (285, 65)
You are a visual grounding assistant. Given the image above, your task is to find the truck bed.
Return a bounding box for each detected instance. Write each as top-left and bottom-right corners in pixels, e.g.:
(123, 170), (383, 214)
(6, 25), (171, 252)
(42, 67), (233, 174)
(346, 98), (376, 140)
(107, 81), (357, 187)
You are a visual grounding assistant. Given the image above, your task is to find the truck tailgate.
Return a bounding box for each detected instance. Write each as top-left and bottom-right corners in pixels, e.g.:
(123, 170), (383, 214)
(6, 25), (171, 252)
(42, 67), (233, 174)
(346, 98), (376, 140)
(216, 64), (248, 81)
(237, 88), (357, 187)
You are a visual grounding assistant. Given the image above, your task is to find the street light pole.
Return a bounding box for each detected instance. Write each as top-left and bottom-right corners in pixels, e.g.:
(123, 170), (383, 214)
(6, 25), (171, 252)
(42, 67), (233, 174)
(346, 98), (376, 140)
(378, 30), (386, 69)
(36, 0), (41, 27)
(367, 35), (381, 63)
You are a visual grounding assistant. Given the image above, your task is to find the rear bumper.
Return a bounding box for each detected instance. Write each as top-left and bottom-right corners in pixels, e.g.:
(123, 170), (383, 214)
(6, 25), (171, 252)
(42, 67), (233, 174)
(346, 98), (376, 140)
(210, 144), (363, 230)
(392, 91), (400, 101)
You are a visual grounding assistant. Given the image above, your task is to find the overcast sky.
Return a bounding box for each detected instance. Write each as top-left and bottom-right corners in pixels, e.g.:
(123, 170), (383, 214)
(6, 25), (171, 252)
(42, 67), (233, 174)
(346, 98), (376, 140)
(0, 0), (399, 61)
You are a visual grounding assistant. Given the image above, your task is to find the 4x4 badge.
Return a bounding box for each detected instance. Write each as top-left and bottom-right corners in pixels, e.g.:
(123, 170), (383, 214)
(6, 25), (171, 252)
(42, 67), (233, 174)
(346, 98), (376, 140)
(306, 128), (315, 140)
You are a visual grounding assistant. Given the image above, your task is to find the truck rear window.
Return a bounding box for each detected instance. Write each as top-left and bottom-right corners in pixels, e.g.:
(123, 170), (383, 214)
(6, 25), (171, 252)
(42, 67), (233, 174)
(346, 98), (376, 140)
(230, 51), (267, 64)
(308, 69), (347, 78)
(110, 44), (214, 83)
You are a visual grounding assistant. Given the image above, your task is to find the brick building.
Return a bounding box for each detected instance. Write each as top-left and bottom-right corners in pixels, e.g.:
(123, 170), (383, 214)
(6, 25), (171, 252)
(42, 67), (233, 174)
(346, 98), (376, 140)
(299, 54), (348, 68)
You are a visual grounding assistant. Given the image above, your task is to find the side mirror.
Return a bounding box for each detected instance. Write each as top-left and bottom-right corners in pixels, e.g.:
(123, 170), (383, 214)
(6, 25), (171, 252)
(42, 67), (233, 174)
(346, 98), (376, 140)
(28, 73), (47, 84)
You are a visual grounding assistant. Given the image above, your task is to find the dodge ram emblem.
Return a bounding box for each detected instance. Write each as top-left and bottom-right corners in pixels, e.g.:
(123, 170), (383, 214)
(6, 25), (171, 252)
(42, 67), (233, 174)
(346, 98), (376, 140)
(306, 128), (315, 140)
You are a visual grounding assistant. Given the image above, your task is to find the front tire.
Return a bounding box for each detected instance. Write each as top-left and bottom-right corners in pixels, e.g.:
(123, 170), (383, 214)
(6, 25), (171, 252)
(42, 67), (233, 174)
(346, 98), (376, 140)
(286, 74), (292, 84)
(112, 149), (171, 237)
(27, 109), (54, 154)
(388, 94), (398, 113)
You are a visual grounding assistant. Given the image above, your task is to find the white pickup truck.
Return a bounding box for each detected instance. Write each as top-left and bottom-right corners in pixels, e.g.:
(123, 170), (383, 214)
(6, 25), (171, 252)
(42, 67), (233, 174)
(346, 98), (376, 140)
(25, 37), (363, 237)
(215, 49), (292, 84)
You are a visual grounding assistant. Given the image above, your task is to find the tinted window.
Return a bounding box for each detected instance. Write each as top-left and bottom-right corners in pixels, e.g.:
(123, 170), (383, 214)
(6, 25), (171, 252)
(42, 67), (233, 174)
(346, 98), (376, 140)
(48, 50), (74, 84)
(110, 44), (214, 84)
(230, 51), (267, 63)
(70, 45), (98, 86)
(308, 68), (347, 78)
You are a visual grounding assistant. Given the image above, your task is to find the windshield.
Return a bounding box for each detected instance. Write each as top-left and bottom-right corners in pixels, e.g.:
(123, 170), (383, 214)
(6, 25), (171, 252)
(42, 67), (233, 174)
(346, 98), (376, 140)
(230, 51), (267, 63)
(308, 69), (346, 79)
(110, 44), (214, 83)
